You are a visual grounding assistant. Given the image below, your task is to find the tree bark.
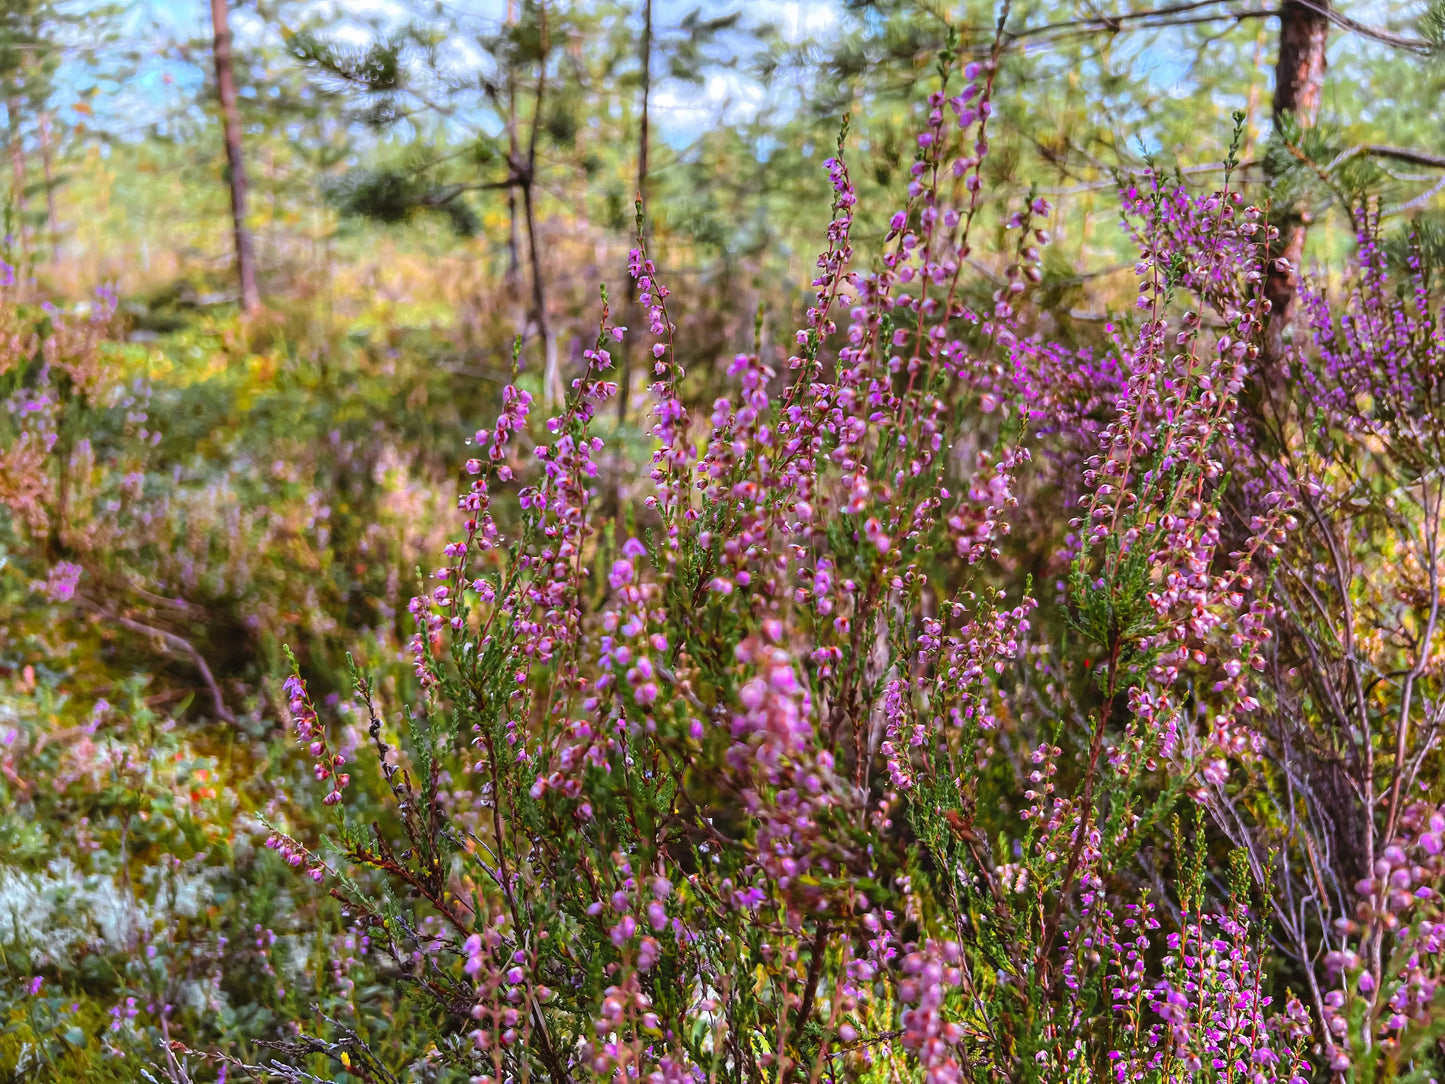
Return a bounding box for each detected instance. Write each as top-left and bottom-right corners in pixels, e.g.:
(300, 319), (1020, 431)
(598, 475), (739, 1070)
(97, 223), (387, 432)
(522, 178), (559, 408)
(210, 0), (260, 314)
(7, 91), (29, 266)
(506, 156), (521, 299)
(528, 3), (561, 408)
(1265, 0), (1329, 354)
(505, 0), (522, 301)
(616, 0), (652, 428)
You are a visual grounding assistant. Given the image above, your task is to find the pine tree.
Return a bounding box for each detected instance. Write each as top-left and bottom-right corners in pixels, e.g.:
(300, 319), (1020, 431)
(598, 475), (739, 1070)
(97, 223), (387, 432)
(210, 0), (260, 313)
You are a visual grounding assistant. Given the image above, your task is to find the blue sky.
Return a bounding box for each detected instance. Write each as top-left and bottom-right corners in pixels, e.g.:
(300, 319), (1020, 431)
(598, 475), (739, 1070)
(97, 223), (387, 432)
(78, 0), (840, 146)
(65, 0), (1437, 159)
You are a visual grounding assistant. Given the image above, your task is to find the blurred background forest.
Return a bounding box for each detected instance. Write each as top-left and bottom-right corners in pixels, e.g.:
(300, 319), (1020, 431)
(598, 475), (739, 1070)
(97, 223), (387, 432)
(0, 0), (1442, 1077)
(17, 0), (1445, 338)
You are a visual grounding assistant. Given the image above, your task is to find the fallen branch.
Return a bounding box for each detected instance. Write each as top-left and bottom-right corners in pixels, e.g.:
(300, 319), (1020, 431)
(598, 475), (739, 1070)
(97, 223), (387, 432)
(76, 595), (236, 723)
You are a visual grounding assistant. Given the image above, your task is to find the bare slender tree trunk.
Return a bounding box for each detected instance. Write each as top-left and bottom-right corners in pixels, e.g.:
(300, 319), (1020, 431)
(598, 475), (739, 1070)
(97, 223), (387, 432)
(7, 91), (30, 267)
(39, 112), (57, 263)
(210, 0), (260, 314)
(505, 0), (522, 301)
(1265, 0), (1328, 355)
(523, 180), (559, 408)
(506, 174), (521, 297)
(616, 0), (652, 428)
(529, 3), (561, 408)
(635, 0), (652, 262)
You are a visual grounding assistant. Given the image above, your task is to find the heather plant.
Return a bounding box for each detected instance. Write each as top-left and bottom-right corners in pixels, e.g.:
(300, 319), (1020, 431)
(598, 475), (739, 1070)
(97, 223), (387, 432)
(0, 283), (493, 715)
(221, 30), (1445, 1084)
(1194, 216), (1445, 1078)
(0, 278), (507, 1075)
(3, 17), (1445, 1084)
(0, 642), (446, 1078)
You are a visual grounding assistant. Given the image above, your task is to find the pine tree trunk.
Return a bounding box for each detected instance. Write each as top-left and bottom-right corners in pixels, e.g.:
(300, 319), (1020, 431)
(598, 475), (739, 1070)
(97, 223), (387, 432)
(529, 3), (561, 407)
(616, 0), (652, 428)
(506, 178), (521, 298)
(505, 0), (522, 301)
(210, 0), (260, 314)
(1265, 0), (1329, 353)
(7, 92), (29, 266)
(523, 179), (559, 408)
